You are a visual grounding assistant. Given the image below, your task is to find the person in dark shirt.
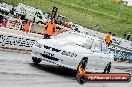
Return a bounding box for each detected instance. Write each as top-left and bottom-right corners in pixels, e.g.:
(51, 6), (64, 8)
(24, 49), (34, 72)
(0, 15), (4, 23)
(127, 32), (131, 41)
(124, 32), (127, 39)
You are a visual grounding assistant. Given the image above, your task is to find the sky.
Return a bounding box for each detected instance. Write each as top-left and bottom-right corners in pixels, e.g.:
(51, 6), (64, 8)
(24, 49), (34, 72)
(125, 0), (132, 2)
(125, 0), (132, 6)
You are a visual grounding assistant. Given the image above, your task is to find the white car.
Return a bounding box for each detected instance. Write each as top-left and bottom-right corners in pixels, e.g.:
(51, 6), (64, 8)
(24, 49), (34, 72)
(0, 4), (10, 15)
(15, 3), (48, 24)
(31, 31), (114, 73)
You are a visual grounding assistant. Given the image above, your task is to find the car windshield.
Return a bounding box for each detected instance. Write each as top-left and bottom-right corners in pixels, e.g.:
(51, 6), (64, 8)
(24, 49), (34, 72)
(76, 39), (93, 49)
(92, 40), (101, 50)
(54, 32), (94, 49)
(92, 39), (110, 53)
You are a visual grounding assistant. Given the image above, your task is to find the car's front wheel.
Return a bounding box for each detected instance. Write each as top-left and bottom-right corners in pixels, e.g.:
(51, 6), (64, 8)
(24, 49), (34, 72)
(76, 57), (88, 84)
(77, 74), (86, 84)
(104, 62), (111, 73)
(32, 57), (42, 64)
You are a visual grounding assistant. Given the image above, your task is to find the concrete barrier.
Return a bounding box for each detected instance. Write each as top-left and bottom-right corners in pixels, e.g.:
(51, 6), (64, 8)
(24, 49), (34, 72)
(78, 27), (132, 51)
(0, 27), (43, 51)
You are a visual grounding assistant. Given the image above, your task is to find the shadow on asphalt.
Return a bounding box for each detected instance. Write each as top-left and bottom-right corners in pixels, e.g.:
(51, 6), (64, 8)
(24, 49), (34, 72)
(29, 63), (77, 79)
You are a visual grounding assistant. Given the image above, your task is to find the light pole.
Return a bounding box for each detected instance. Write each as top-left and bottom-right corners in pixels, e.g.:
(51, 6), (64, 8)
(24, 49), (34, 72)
(118, 0), (127, 17)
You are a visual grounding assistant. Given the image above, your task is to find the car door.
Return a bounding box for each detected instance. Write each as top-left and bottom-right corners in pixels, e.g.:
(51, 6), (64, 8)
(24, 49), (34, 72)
(90, 40), (106, 71)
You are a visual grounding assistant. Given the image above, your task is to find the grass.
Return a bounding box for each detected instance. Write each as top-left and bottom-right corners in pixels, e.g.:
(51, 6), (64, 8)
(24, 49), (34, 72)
(2, 0), (132, 38)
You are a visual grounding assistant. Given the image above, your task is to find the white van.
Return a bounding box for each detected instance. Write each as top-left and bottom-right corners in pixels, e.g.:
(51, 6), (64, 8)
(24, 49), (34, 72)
(15, 3), (48, 24)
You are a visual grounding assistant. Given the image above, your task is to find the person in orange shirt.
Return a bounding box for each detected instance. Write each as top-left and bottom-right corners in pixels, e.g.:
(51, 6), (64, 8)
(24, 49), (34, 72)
(23, 20), (30, 33)
(43, 19), (56, 39)
(105, 32), (112, 47)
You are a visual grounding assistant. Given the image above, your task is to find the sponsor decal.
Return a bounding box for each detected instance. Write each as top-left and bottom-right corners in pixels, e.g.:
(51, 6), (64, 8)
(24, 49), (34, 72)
(86, 73), (131, 81)
(41, 51), (58, 61)
(43, 51), (54, 57)
(61, 51), (77, 57)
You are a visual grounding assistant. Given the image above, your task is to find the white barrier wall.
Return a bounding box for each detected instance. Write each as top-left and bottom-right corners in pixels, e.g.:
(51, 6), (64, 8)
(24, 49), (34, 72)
(78, 27), (132, 51)
(0, 27), (43, 51)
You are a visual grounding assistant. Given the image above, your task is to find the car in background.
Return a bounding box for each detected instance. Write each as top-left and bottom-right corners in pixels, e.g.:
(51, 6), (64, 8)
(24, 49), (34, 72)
(14, 3), (48, 24)
(0, 3), (10, 15)
(31, 31), (114, 73)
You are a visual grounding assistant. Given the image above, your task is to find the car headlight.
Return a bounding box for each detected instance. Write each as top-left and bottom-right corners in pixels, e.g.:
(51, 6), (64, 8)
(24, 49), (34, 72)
(35, 42), (42, 48)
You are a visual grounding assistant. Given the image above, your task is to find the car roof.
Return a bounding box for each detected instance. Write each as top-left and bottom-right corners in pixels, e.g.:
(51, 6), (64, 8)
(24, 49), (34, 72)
(67, 30), (101, 41)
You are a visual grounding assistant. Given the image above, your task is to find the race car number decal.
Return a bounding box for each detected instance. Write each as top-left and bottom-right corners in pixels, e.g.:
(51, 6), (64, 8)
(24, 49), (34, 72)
(44, 51), (54, 57)
(61, 51), (77, 57)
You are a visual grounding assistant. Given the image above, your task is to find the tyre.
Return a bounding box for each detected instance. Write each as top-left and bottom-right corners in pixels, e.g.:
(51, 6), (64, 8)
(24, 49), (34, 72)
(103, 62), (111, 73)
(76, 57), (88, 84)
(32, 57), (42, 64)
(77, 75), (86, 84)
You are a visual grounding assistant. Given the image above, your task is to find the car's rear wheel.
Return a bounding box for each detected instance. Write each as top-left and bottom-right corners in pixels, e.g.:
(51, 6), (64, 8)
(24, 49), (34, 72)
(76, 57), (88, 84)
(104, 62), (111, 73)
(32, 57), (42, 64)
(77, 75), (86, 84)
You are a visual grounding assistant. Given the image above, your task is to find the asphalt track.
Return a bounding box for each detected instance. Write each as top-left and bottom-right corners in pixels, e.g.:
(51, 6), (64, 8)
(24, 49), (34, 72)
(0, 49), (131, 87)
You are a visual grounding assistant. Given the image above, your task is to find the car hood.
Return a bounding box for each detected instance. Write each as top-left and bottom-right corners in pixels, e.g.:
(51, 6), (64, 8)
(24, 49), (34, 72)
(38, 39), (92, 54)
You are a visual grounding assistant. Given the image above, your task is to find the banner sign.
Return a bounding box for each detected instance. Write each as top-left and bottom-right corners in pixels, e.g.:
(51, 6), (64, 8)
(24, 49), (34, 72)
(0, 34), (37, 50)
(109, 48), (132, 62)
(77, 27), (132, 51)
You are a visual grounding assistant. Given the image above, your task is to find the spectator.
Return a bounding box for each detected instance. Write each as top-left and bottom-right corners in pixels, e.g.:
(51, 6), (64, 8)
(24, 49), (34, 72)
(105, 32), (112, 47)
(0, 15), (4, 23)
(112, 33), (115, 36)
(33, 12), (37, 23)
(23, 20), (30, 33)
(94, 24), (100, 31)
(21, 10), (26, 20)
(0, 18), (7, 28)
(43, 19), (56, 39)
(11, 6), (15, 15)
(124, 32), (127, 39)
(126, 32), (131, 41)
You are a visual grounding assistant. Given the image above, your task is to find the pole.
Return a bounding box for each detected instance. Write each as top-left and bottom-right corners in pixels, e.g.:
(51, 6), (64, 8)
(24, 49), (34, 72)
(118, 0), (126, 17)
(118, 0), (124, 17)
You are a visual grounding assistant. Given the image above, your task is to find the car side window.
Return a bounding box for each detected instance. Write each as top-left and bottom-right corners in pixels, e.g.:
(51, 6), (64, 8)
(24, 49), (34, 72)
(93, 40), (101, 51)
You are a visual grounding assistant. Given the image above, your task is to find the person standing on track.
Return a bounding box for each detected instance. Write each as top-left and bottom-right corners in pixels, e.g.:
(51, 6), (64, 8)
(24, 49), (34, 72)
(23, 20), (30, 33)
(43, 19), (56, 39)
(105, 32), (112, 47)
